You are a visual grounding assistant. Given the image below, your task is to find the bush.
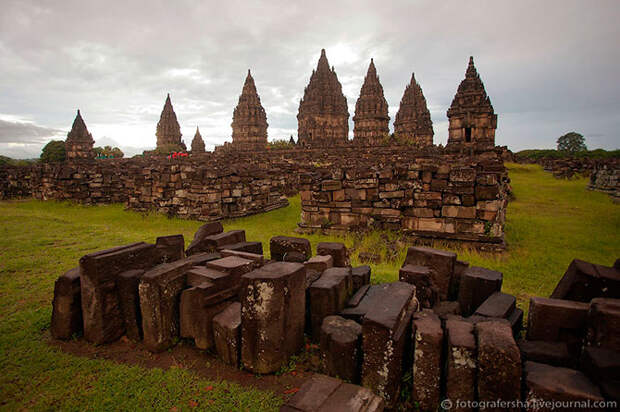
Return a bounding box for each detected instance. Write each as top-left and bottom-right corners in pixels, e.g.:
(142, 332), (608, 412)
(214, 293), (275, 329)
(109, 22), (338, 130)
(40, 140), (66, 163)
(94, 146), (124, 159)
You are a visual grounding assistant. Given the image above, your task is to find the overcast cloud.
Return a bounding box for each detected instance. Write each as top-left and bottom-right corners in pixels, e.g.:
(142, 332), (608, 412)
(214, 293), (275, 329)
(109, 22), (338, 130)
(1, 0), (618, 158)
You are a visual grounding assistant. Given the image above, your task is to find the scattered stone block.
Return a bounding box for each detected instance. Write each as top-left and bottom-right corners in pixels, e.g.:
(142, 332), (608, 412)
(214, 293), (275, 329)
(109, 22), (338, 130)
(507, 307), (524, 337)
(476, 320), (521, 408)
(518, 340), (574, 368)
(51, 267), (82, 340)
(524, 361), (604, 411)
(186, 252), (221, 266)
(586, 297), (620, 352)
(241, 262), (305, 374)
(139, 259), (193, 352)
(206, 256), (255, 288)
(117, 269), (145, 341)
(347, 284), (371, 308)
(317, 242), (350, 267)
(450, 259), (469, 300)
(341, 284), (390, 323)
(186, 266), (226, 288)
(213, 302), (241, 366)
(281, 374), (342, 412)
(399, 264), (436, 308)
(362, 282), (416, 407)
(216, 241), (263, 255)
(412, 309), (443, 411)
(186, 230), (246, 255)
(403, 246), (456, 301)
(551, 258), (620, 302)
(580, 346), (620, 383)
(283, 251), (308, 263)
(527, 297), (589, 352)
(219, 249), (264, 266)
(445, 318), (476, 410)
(309, 268), (353, 341)
(270, 236), (311, 262)
(320, 315), (362, 383)
(185, 222), (224, 255)
(474, 291), (516, 318)
(155, 234), (184, 262)
(305, 255), (333, 273)
(458, 266), (502, 316)
(351, 265), (371, 291)
(432, 300), (461, 320)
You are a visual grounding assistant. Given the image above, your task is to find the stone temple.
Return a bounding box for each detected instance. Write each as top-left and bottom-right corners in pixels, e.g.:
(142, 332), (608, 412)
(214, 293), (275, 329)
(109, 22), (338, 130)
(353, 59), (390, 146)
(231, 70), (268, 150)
(393, 73), (434, 147)
(191, 127), (205, 153)
(447, 56), (497, 151)
(65, 110), (95, 160)
(156, 94), (185, 151)
(297, 49), (349, 147)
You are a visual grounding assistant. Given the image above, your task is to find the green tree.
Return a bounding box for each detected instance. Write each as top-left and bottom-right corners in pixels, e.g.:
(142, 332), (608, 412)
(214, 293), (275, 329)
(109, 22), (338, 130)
(94, 145), (124, 158)
(40, 140), (66, 163)
(557, 132), (587, 153)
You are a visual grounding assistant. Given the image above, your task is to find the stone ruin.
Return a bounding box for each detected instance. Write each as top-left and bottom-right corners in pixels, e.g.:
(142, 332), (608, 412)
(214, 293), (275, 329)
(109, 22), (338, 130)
(50, 223), (620, 411)
(393, 73), (434, 147)
(190, 126), (206, 153)
(155, 94), (186, 151)
(65, 110), (95, 160)
(352, 59), (390, 146)
(230, 70), (269, 151)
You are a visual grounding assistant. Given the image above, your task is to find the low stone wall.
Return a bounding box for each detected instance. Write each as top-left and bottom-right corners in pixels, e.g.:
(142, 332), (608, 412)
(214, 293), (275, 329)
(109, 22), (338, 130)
(589, 162), (620, 200)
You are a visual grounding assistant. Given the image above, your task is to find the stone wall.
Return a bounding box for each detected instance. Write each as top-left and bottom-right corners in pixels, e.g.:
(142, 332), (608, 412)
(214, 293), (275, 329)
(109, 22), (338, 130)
(589, 162), (620, 200)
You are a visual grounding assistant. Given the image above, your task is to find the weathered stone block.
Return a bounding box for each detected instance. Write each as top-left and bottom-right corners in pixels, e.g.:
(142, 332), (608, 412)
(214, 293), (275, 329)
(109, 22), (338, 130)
(403, 246), (456, 301)
(155, 234), (184, 262)
(186, 230), (245, 255)
(586, 297), (620, 352)
(241, 262), (305, 374)
(117, 269), (145, 341)
(445, 318), (476, 411)
(474, 291), (516, 318)
(216, 241), (263, 255)
(213, 301), (241, 366)
(317, 242), (350, 267)
(412, 309), (443, 411)
(270, 236), (311, 262)
(51, 267), (82, 340)
(320, 315), (362, 383)
(527, 297), (589, 350)
(185, 222), (224, 255)
(399, 264), (435, 308)
(219, 249), (264, 267)
(341, 284), (389, 323)
(309, 268), (353, 341)
(206, 256), (255, 288)
(305, 255), (333, 274)
(186, 252), (221, 266)
(518, 340), (574, 368)
(450, 259), (469, 300)
(351, 265), (371, 291)
(458, 266), (502, 316)
(551, 259), (620, 302)
(580, 346), (620, 383)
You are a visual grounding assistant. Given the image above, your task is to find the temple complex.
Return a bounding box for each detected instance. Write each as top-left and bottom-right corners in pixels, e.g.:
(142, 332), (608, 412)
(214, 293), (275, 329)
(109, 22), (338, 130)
(191, 127), (205, 153)
(353, 59), (390, 146)
(393, 73), (434, 146)
(446, 56), (497, 151)
(65, 110), (95, 160)
(297, 49), (349, 147)
(156, 94), (185, 151)
(230, 70), (268, 150)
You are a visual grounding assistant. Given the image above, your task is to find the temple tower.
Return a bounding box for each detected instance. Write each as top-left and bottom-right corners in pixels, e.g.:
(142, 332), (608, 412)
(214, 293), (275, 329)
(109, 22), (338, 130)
(156, 94), (185, 151)
(65, 109), (95, 160)
(231, 70), (268, 150)
(191, 126), (206, 153)
(393, 73), (434, 146)
(353, 59), (390, 146)
(446, 56), (497, 150)
(297, 49), (349, 147)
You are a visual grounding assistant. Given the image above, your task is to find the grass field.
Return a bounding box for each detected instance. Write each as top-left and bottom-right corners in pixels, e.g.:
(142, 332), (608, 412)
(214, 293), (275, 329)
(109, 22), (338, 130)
(0, 163), (618, 410)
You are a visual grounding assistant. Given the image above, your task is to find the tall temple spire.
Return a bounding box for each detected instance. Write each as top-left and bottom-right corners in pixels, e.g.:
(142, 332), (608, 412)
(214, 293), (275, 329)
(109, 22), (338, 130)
(231, 70), (268, 150)
(353, 58), (389, 146)
(446, 56), (497, 151)
(191, 126), (206, 153)
(393, 72), (434, 147)
(156, 94), (185, 151)
(65, 109), (95, 160)
(297, 49), (349, 147)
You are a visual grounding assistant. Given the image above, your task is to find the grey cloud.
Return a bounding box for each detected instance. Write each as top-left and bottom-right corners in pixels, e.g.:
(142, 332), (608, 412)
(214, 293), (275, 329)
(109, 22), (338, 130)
(0, 119), (64, 144)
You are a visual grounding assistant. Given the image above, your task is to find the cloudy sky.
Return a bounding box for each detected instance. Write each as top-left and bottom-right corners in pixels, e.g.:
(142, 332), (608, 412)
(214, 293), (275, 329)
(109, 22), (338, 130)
(1, 0), (619, 158)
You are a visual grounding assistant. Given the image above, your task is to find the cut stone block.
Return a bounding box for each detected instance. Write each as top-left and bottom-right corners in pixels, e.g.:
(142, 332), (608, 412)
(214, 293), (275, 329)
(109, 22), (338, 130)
(476, 320), (521, 408)
(186, 230), (246, 255)
(450, 259), (469, 300)
(508, 307), (524, 337)
(474, 292), (516, 318)
(309, 267), (353, 341)
(348, 284), (371, 308)
(412, 309), (443, 411)
(580, 346), (620, 383)
(458, 266), (503, 316)
(551, 258), (620, 302)
(403, 246), (456, 301)
(305, 255), (333, 274)
(351, 265), (371, 291)
(206, 256), (255, 289)
(155, 234), (184, 263)
(241, 262), (305, 374)
(270, 236), (311, 262)
(185, 222), (224, 255)
(399, 264), (435, 308)
(320, 315), (362, 383)
(586, 297), (620, 352)
(518, 340), (574, 368)
(213, 302), (241, 366)
(51, 267), (82, 340)
(445, 318), (476, 410)
(186, 266), (226, 288)
(432, 300), (461, 320)
(80, 242), (159, 344)
(219, 249), (264, 267)
(139, 259), (193, 352)
(186, 252), (221, 266)
(524, 361), (604, 411)
(317, 242), (350, 267)
(117, 269), (145, 341)
(341, 284), (391, 323)
(216, 241), (263, 255)
(281, 374), (341, 412)
(362, 282), (416, 407)
(527, 297), (589, 352)
(283, 251), (308, 263)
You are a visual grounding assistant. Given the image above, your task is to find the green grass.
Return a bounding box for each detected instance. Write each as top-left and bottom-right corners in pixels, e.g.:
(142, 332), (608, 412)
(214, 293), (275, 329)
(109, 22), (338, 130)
(0, 162), (618, 409)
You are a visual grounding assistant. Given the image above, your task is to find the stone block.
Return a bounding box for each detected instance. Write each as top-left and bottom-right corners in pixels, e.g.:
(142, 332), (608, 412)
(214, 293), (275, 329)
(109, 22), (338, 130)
(219, 249), (264, 267)
(362, 282), (416, 407)
(403, 246), (456, 301)
(139, 259), (193, 352)
(51, 267), (82, 340)
(445, 318), (476, 411)
(216, 241), (263, 255)
(186, 230), (246, 255)
(186, 252), (221, 266)
(320, 315), (362, 383)
(341, 284), (389, 323)
(476, 320), (521, 408)
(449, 260), (469, 300)
(309, 268), (353, 341)
(155, 234), (184, 262)
(241, 262), (305, 374)
(586, 297), (620, 352)
(317, 242), (350, 267)
(518, 340), (574, 368)
(399, 264), (435, 308)
(432, 300), (461, 320)
(551, 259), (620, 302)
(305, 255), (333, 274)
(527, 297), (589, 351)
(206, 256), (255, 287)
(213, 302), (241, 366)
(351, 265), (371, 291)
(580, 346), (620, 383)
(270, 236), (311, 262)
(185, 222), (224, 256)
(524, 361), (604, 411)
(474, 291), (516, 318)
(458, 266), (502, 316)
(412, 309), (443, 411)
(117, 269), (145, 341)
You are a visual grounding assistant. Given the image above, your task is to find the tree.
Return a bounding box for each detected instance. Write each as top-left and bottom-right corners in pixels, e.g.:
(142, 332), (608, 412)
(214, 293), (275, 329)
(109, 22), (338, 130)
(94, 145), (124, 158)
(40, 140), (66, 163)
(557, 132), (587, 153)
